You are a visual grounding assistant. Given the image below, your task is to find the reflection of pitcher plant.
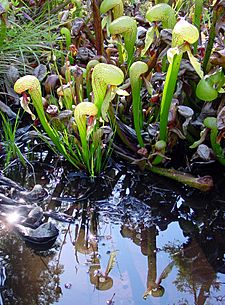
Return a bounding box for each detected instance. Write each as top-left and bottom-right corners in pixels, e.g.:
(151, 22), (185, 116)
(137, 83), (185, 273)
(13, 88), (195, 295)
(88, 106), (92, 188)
(74, 210), (116, 291)
(141, 227), (174, 299)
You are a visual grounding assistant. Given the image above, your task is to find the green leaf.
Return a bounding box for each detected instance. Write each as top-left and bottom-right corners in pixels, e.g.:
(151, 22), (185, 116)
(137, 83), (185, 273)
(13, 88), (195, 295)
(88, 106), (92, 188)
(187, 48), (203, 79)
(218, 88), (225, 93)
(167, 46), (180, 64)
(101, 15), (108, 29)
(196, 78), (218, 101)
(189, 128), (208, 148)
(141, 27), (155, 57)
(19, 96), (36, 120)
(101, 89), (116, 122)
(115, 87), (129, 96)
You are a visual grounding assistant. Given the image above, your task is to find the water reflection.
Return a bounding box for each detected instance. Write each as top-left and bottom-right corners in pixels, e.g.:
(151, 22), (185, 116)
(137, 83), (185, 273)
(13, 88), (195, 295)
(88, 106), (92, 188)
(164, 217), (225, 305)
(74, 209), (115, 291)
(121, 224), (176, 300)
(2, 164), (225, 305)
(0, 228), (63, 305)
(170, 238), (216, 305)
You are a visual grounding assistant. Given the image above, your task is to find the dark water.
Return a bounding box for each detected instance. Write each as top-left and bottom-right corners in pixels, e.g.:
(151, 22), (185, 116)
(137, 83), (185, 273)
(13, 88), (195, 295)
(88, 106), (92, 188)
(0, 162), (224, 305)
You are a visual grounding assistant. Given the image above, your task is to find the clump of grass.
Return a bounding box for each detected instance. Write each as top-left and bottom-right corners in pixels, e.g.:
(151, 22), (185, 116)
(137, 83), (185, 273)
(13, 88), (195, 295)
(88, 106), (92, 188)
(0, 8), (60, 80)
(0, 110), (26, 168)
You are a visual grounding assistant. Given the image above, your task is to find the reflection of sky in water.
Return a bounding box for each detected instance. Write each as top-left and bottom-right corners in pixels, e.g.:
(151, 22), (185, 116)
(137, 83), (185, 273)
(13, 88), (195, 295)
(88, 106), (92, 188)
(2, 169), (224, 305)
(52, 219), (225, 305)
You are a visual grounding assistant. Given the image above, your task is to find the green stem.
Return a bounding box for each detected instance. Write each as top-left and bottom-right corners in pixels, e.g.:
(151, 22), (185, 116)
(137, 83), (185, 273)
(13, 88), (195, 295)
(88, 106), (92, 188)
(153, 53), (182, 165)
(114, 147), (213, 191)
(117, 37), (125, 67)
(160, 54), (182, 141)
(202, 4), (223, 73)
(204, 117), (225, 166)
(86, 60), (100, 102)
(153, 19), (199, 165)
(193, 0), (203, 54)
(129, 61), (148, 147)
(30, 86), (68, 157)
(147, 165), (214, 192)
(74, 102), (98, 172)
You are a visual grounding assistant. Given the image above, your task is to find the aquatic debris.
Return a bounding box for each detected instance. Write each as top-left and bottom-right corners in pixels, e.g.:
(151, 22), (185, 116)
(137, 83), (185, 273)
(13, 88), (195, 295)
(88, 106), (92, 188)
(0, 193), (21, 205)
(14, 222), (59, 250)
(95, 195), (154, 228)
(12, 184), (49, 203)
(106, 293), (116, 305)
(22, 206), (43, 228)
(0, 266), (6, 289)
(0, 173), (24, 191)
(43, 211), (75, 223)
(64, 283), (72, 289)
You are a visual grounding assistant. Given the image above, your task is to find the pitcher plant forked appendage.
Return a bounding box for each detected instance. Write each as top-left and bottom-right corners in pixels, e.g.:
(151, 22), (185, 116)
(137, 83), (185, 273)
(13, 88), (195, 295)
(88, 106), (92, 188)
(91, 63), (125, 118)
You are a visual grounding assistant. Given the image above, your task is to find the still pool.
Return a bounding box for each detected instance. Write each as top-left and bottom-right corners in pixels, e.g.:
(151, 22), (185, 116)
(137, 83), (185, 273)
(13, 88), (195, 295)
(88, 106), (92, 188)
(0, 166), (224, 305)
